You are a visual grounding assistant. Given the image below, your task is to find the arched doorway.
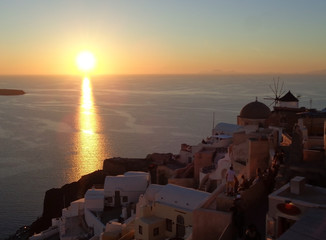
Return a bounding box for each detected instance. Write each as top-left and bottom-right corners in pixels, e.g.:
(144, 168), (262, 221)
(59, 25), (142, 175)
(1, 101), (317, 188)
(176, 215), (185, 238)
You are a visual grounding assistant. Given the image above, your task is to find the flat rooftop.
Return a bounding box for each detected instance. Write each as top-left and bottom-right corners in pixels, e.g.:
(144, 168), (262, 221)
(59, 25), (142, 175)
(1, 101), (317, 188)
(279, 208), (326, 240)
(274, 184), (326, 206)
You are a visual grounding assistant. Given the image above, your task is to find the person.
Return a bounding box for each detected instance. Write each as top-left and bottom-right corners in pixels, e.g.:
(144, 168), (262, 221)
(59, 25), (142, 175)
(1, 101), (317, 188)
(234, 175), (239, 194)
(244, 224), (261, 240)
(226, 166), (236, 195)
(252, 168), (262, 185)
(238, 175), (249, 191)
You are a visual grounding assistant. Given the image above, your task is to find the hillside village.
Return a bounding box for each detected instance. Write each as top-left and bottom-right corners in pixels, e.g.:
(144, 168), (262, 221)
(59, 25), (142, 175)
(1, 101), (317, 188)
(27, 90), (326, 240)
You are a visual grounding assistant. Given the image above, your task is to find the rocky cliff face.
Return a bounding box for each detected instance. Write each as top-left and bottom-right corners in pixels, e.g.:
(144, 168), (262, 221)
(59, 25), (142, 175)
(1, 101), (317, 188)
(103, 157), (149, 175)
(102, 153), (174, 175)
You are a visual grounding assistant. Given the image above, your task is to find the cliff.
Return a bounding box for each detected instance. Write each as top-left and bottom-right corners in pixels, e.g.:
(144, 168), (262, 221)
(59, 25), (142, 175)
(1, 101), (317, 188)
(103, 157), (149, 175)
(102, 153), (174, 175)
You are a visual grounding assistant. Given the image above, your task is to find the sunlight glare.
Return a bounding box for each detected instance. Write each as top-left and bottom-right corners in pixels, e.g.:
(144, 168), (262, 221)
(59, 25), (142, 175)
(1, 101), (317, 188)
(76, 51), (96, 72)
(70, 76), (106, 181)
(81, 77), (92, 112)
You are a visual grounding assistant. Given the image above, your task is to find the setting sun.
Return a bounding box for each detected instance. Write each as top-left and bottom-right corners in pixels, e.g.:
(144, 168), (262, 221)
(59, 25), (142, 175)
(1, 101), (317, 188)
(76, 51), (96, 72)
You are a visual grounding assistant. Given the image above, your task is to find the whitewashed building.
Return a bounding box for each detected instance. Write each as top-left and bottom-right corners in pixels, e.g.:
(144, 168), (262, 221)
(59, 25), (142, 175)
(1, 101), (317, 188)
(104, 171), (150, 207)
(135, 184), (211, 240)
(85, 188), (105, 212)
(266, 176), (326, 240)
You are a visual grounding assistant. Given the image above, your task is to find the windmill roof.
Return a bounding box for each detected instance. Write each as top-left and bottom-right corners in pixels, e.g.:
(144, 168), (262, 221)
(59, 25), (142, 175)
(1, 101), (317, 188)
(279, 91), (299, 102)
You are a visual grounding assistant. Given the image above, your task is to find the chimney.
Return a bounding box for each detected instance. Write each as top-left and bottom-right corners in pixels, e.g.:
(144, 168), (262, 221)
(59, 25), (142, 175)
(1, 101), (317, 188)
(290, 176), (305, 195)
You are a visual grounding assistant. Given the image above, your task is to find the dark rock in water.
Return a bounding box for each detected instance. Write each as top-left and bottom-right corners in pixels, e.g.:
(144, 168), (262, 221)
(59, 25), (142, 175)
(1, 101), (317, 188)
(0, 89), (25, 95)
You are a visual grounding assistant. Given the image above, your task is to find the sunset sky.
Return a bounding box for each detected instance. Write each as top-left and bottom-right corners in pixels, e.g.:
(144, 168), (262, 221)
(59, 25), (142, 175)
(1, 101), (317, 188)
(0, 0), (325, 75)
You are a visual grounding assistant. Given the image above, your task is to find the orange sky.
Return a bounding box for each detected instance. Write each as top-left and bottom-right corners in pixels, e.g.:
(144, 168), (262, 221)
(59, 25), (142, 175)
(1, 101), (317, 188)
(0, 1), (325, 75)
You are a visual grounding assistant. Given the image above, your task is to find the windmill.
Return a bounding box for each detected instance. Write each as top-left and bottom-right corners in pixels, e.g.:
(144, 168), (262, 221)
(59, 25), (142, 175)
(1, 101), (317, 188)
(264, 77), (286, 107)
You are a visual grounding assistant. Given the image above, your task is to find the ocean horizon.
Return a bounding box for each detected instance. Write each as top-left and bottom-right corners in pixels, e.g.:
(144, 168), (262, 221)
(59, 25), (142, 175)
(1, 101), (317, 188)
(1, 74), (325, 238)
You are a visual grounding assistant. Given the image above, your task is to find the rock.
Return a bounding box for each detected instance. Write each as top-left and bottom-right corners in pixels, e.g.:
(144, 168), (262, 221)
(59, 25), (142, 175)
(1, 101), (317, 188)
(146, 153), (173, 165)
(0, 89), (25, 95)
(103, 157), (150, 175)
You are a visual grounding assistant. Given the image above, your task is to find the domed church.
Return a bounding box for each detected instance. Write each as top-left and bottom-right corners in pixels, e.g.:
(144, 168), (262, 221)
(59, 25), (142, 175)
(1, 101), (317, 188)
(237, 98), (271, 127)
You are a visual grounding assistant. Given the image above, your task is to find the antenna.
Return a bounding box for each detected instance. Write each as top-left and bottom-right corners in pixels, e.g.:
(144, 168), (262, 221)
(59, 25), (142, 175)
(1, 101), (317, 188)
(310, 98), (312, 109)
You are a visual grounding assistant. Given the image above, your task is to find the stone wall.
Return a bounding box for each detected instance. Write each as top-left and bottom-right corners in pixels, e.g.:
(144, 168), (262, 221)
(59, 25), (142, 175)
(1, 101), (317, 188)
(303, 149), (324, 162)
(168, 178), (194, 188)
(247, 138), (270, 179)
(192, 208), (232, 240)
(194, 149), (215, 183)
(303, 117), (326, 136)
(231, 131), (249, 164)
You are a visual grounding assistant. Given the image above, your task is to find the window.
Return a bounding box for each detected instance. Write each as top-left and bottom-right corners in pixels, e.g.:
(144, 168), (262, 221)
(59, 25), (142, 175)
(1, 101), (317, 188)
(139, 225), (143, 235)
(153, 227), (159, 236)
(122, 196), (128, 202)
(166, 219), (172, 232)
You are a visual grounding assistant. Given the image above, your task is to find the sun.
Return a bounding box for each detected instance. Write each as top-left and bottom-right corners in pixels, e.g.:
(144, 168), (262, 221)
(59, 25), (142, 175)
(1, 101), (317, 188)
(76, 51), (96, 72)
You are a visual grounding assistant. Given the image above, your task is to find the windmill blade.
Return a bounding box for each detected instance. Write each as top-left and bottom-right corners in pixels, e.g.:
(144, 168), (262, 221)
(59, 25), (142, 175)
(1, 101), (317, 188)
(273, 78), (277, 95)
(279, 81), (285, 97)
(269, 100), (276, 107)
(269, 84), (276, 95)
(266, 77), (286, 106)
(280, 89), (286, 97)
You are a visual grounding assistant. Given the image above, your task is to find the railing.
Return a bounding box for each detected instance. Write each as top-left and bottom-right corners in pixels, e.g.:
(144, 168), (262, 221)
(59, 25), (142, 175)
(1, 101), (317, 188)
(218, 223), (233, 240)
(118, 229), (135, 240)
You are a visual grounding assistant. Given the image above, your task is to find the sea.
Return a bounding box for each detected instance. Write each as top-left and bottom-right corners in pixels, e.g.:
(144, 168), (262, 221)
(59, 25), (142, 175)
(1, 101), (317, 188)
(0, 74), (325, 237)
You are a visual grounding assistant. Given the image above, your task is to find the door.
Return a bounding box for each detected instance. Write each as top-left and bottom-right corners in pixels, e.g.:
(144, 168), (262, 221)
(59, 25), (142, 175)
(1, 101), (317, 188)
(114, 191), (121, 207)
(176, 215), (185, 239)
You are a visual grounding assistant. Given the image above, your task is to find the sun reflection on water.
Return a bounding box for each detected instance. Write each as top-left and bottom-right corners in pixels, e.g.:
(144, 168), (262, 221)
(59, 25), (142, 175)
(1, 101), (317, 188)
(71, 77), (107, 180)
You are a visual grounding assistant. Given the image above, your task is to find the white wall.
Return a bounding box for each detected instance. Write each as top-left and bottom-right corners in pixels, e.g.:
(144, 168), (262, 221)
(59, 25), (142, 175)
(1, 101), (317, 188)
(279, 101), (298, 108)
(85, 198), (104, 212)
(179, 150), (193, 164)
(85, 208), (105, 236)
(62, 199), (85, 218)
(85, 189), (104, 212)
